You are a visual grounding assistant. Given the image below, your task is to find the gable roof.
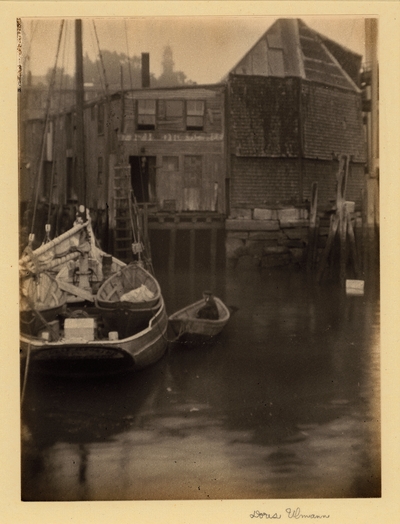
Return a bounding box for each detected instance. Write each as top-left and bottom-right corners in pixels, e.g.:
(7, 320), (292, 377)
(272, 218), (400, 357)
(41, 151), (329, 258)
(224, 18), (362, 92)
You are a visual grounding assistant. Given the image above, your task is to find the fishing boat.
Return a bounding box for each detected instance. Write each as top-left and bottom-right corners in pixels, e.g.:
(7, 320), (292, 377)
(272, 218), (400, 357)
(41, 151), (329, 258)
(169, 296), (230, 342)
(19, 20), (168, 376)
(19, 207), (169, 374)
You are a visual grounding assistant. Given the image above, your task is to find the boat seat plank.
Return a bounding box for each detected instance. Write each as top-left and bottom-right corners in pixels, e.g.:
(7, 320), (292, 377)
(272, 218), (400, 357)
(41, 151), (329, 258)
(57, 280), (94, 302)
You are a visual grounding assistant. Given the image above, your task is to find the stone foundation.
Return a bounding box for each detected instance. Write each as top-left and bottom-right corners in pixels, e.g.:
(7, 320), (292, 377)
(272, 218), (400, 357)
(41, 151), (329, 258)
(226, 206), (310, 269)
(226, 205), (363, 270)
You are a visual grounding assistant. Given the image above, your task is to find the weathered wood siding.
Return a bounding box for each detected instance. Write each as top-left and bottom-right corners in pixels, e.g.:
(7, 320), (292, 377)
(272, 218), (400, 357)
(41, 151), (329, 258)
(228, 74), (366, 208)
(229, 75), (300, 157)
(117, 86), (226, 213)
(301, 83), (366, 162)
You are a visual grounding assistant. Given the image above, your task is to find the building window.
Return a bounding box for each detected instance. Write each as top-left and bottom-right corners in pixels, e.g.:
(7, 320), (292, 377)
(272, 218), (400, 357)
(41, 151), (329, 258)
(137, 99), (156, 130)
(186, 100), (205, 130)
(184, 155), (202, 187)
(162, 156), (179, 171)
(98, 104), (105, 135)
(91, 104), (96, 121)
(97, 156), (104, 185)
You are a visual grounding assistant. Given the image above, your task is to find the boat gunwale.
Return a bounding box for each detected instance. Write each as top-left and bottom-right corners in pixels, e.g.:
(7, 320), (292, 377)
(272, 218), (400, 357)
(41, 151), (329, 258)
(96, 263), (161, 308)
(169, 297), (230, 325)
(20, 297), (167, 349)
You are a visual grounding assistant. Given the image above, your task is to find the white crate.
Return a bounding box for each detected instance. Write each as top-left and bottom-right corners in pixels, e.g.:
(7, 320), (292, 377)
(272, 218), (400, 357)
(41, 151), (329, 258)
(64, 318), (96, 341)
(346, 279), (364, 296)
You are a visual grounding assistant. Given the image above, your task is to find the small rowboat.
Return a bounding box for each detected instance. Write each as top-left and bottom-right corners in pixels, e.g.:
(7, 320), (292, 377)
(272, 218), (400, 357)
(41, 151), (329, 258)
(169, 296), (230, 342)
(95, 263), (161, 310)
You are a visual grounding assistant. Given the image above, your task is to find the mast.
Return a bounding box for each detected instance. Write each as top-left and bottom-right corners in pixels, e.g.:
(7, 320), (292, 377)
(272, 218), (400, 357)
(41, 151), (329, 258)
(74, 19), (91, 293)
(75, 19), (86, 206)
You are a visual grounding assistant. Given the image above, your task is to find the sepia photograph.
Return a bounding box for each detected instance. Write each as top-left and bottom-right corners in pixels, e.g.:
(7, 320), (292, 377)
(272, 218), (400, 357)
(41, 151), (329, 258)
(2, 2), (398, 522)
(17, 14), (381, 502)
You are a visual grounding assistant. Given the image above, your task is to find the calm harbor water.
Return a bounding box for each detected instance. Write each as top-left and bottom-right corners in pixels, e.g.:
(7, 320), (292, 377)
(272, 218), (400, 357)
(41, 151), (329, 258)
(21, 262), (380, 501)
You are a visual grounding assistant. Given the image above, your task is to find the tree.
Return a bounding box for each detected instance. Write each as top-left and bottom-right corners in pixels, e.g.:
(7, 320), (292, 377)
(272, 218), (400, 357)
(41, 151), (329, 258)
(39, 45), (194, 95)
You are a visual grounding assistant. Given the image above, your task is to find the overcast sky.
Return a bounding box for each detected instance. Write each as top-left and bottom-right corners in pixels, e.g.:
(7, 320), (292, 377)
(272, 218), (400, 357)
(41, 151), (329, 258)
(21, 17), (366, 85)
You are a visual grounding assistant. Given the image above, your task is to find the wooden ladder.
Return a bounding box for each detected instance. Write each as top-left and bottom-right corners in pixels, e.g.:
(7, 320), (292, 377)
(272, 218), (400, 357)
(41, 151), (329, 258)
(112, 165), (133, 263)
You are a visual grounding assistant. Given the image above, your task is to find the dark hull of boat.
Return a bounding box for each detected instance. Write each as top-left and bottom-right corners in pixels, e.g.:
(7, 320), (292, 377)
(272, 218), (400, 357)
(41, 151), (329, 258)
(96, 300), (162, 339)
(20, 298), (169, 376)
(20, 304), (65, 336)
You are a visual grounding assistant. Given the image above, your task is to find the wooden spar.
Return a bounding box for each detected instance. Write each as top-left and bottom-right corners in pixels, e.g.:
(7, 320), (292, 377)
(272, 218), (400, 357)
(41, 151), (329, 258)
(57, 280), (94, 302)
(20, 221), (89, 263)
(75, 19), (86, 205)
(38, 251), (80, 271)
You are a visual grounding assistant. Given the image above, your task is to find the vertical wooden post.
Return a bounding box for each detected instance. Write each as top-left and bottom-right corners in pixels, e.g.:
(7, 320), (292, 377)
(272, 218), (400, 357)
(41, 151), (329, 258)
(307, 182), (318, 273)
(346, 208), (361, 279)
(339, 211), (347, 286)
(338, 155), (350, 286)
(361, 188), (368, 274)
(317, 213), (339, 282)
(169, 228), (176, 273)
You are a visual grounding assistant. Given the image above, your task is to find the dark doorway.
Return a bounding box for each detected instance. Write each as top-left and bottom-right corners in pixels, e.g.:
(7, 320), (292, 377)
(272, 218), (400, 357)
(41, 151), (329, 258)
(129, 156), (156, 203)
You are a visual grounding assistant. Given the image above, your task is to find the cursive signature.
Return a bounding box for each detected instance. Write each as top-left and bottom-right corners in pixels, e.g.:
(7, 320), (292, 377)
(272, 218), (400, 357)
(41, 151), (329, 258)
(286, 507), (330, 519)
(250, 508), (330, 520)
(250, 510), (281, 519)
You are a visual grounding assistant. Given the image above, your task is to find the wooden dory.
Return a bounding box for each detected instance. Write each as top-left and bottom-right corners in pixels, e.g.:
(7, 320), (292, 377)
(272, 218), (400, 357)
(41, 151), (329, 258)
(96, 263), (161, 310)
(169, 297), (230, 341)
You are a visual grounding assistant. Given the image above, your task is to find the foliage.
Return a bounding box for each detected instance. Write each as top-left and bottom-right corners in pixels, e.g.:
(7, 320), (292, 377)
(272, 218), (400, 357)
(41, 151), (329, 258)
(40, 46), (194, 93)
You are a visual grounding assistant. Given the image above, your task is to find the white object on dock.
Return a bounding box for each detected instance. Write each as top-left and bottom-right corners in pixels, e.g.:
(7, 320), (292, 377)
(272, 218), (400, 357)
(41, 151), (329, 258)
(346, 279), (365, 296)
(64, 318), (96, 341)
(109, 331), (119, 341)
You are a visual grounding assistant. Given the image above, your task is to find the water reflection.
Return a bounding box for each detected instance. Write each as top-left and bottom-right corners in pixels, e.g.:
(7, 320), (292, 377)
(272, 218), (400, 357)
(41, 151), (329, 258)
(21, 263), (380, 501)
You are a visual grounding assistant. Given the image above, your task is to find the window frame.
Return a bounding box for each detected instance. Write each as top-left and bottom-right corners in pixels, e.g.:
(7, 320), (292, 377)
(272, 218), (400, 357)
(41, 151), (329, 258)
(137, 99), (157, 131)
(186, 100), (205, 131)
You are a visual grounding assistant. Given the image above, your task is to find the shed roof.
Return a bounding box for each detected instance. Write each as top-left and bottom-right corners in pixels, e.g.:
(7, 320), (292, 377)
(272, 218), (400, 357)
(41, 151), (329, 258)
(224, 19), (362, 92)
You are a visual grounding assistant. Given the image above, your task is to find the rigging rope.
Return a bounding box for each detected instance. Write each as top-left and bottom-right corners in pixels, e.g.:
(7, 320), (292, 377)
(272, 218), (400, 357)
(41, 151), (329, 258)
(92, 21), (110, 98)
(45, 21), (71, 233)
(88, 24), (105, 95)
(30, 20), (65, 239)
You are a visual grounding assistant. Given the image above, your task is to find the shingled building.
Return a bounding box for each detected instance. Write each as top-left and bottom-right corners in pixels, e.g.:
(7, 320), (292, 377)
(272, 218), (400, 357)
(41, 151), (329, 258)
(226, 18), (365, 211)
